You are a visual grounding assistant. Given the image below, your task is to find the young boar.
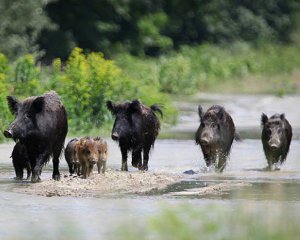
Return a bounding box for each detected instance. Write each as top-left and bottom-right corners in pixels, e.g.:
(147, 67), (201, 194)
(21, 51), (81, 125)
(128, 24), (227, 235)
(261, 113), (292, 170)
(94, 137), (108, 174)
(74, 137), (99, 178)
(11, 142), (31, 180)
(3, 91), (68, 182)
(65, 138), (79, 175)
(106, 99), (162, 171)
(195, 105), (237, 172)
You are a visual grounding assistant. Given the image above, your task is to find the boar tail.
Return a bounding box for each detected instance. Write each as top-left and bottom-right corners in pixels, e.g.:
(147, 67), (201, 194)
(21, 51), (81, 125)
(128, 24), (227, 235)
(151, 104), (163, 119)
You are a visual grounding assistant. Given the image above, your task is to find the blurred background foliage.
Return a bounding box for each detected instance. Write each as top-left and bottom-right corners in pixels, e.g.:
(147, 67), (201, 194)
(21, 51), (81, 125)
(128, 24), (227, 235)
(0, 0), (300, 139)
(115, 203), (300, 240)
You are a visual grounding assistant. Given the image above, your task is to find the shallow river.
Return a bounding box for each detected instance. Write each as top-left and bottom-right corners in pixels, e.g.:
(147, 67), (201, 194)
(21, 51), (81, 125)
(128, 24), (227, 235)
(0, 93), (300, 239)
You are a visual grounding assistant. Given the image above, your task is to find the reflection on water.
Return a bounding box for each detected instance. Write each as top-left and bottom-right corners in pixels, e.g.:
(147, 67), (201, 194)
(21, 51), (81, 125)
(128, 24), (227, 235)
(0, 94), (300, 238)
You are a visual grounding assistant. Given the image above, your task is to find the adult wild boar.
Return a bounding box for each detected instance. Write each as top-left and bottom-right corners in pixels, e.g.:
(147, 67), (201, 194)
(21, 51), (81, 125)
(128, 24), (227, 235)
(3, 91), (68, 182)
(106, 99), (163, 171)
(74, 137), (99, 178)
(11, 142), (31, 180)
(195, 105), (237, 172)
(94, 137), (108, 174)
(65, 138), (79, 175)
(261, 113), (292, 170)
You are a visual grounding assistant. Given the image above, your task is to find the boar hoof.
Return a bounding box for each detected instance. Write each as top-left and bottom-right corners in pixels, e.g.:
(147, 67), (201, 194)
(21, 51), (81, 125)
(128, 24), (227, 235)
(121, 163), (128, 171)
(31, 175), (41, 183)
(52, 174), (60, 181)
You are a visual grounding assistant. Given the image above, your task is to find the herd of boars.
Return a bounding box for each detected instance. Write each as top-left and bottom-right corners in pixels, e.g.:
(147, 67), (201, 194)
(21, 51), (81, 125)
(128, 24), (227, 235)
(2, 91), (293, 182)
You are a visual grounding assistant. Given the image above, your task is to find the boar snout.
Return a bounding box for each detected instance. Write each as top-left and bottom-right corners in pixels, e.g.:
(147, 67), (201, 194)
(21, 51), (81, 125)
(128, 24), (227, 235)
(3, 129), (13, 138)
(269, 141), (280, 150)
(112, 132), (119, 141)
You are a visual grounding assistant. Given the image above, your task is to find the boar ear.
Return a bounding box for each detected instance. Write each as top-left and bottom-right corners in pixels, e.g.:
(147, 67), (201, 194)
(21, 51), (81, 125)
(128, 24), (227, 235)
(128, 99), (141, 114)
(7, 96), (19, 115)
(280, 113), (285, 120)
(106, 100), (116, 114)
(31, 96), (45, 114)
(217, 108), (224, 120)
(198, 105), (203, 120)
(261, 113), (268, 126)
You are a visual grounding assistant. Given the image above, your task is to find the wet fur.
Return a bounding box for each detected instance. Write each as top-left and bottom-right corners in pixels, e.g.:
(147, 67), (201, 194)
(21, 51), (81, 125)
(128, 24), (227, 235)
(106, 99), (162, 171)
(195, 105), (236, 172)
(261, 113), (292, 169)
(5, 91), (68, 182)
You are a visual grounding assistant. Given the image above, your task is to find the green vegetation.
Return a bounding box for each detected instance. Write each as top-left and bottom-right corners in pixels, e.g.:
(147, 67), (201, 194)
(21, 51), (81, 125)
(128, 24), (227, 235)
(0, 48), (176, 141)
(116, 42), (300, 95)
(1, 41), (300, 142)
(116, 203), (300, 240)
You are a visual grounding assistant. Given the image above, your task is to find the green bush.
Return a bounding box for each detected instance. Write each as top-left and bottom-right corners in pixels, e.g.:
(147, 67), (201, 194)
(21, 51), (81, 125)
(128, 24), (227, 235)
(12, 54), (42, 97)
(0, 54), (12, 142)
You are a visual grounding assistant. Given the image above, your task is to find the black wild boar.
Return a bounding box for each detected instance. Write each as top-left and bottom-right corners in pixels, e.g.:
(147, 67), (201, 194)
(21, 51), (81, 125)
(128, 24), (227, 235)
(106, 99), (162, 171)
(11, 142), (31, 180)
(261, 113), (292, 170)
(74, 137), (99, 178)
(93, 137), (108, 174)
(65, 138), (79, 175)
(3, 91), (68, 182)
(195, 105), (237, 172)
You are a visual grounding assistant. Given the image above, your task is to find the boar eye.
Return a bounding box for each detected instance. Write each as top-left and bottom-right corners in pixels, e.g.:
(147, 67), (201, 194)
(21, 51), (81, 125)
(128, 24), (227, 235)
(266, 129), (272, 135)
(211, 123), (216, 128)
(24, 113), (31, 120)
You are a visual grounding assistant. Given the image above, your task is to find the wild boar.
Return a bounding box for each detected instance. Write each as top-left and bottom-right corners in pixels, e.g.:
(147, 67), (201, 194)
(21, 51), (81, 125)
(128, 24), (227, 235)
(65, 138), (79, 175)
(3, 91), (68, 182)
(106, 99), (162, 171)
(195, 105), (237, 172)
(261, 113), (292, 170)
(94, 137), (108, 174)
(74, 137), (99, 178)
(11, 142), (31, 180)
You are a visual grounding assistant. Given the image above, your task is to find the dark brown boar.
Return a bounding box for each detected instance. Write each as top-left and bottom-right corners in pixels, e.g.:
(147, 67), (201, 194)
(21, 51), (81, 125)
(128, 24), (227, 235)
(94, 137), (108, 174)
(65, 138), (79, 175)
(195, 105), (237, 172)
(11, 142), (31, 180)
(74, 137), (99, 178)
(3, 91), (68, 182)
(261, 113), (292, 170)
(106, 99), (162, 171)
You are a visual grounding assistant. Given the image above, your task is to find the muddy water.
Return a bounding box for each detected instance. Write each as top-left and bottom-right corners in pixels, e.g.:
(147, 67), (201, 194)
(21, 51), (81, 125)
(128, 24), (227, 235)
(1, 93), (300, 239)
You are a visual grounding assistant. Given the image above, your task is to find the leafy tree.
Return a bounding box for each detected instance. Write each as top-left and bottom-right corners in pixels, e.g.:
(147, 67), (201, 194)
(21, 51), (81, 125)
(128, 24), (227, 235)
(0, 0), (52, 60)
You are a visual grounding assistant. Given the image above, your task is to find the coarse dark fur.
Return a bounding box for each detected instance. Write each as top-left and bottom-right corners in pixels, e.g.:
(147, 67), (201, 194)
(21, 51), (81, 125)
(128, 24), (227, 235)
(261, 113), (292, 169)
(11, 142), (31, 180)
(65, 138), (79, 175)
(3, 91), (68, 182)
(106, 99), (162, 171)
(94, 137), (108, 174)
(195, 105), (237, 172)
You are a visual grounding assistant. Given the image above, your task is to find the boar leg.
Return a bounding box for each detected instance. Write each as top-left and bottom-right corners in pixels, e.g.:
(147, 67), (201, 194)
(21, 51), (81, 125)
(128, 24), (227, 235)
(142, 145), (151, 171)
(216, 153), (227, 173)
(31, 153), (50, 183)
(97, 161), (103, 174)
(102, 161), (106, 174)
(52, 145), (63, 181)
(120, 146), (128, 171)
(13, 163), (21, 180)
(26, 162), (31, 180)
(132, 148), (142, 169)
